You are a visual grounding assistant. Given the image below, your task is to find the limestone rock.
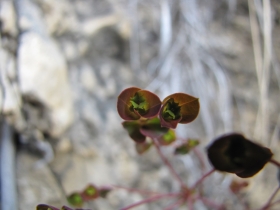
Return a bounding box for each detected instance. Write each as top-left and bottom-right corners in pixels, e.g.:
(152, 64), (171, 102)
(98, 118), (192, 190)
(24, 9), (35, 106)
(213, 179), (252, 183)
(16, 0), (74, 137)
(17, 150), (64, 210)
(0, 0), (18, 37)
(17, 32), (73, 137)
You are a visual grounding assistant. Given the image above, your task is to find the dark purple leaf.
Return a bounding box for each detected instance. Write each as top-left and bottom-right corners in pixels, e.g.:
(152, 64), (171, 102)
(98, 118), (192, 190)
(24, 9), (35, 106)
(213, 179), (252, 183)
(207, 133), (273, 178)
(37, 204), (59, 210)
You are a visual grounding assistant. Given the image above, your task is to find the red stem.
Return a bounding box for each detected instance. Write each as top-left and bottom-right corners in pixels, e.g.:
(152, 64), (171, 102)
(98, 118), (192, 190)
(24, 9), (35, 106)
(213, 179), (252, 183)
(190, 168), (215, 189)
(120, 193), (180, 210)
(266, 198), (280, 209)
(269, 159), (280, 168)
(187, 196), (195, 210)
(259, 186), (280, 210)
(111, 185), (159, 195)
(151, 138), (187, 189)
(193, 147), (206, 172)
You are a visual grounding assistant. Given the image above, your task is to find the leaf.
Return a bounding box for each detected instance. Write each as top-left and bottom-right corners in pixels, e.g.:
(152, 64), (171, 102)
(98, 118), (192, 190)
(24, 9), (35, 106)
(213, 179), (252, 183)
(37, 204), (59, 210)
(67, 193), (83, 207)
(229, 180), (249, 194)
(99, 187), (112, 198)
(207, 133), (273, 178)
(158, 129), (176, 145)
(122, 121), (146, 143)
(140, 117), (169, 138)
(61, 206), (74, 210)
(135, 140), (153, 154)
(117, 87), (141, 120)
(81, 184), (99, 201)
(174, 139), (199, 155)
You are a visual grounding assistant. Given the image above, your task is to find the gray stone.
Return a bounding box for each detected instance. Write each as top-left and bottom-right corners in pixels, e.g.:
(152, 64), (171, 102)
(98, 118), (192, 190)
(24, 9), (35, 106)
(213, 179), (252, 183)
(0, 49), (21, 115)
(16, 150), (64, 210)
(0, 0), (18, 37)
(17, 31), (74, 137)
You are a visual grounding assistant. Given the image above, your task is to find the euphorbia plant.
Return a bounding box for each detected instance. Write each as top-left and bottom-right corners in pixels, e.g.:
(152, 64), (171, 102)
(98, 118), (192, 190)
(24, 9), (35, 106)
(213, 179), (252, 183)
(37, 87), (280, 210)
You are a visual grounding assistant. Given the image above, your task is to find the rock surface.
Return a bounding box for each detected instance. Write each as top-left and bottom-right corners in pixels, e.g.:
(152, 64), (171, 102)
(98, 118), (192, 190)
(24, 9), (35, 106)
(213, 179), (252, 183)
(0, 0), (279, 209)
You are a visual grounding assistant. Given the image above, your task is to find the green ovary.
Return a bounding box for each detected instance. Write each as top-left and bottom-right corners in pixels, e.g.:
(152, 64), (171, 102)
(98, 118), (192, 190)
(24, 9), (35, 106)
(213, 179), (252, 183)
(130, 92), (148, 115)
(163, 98), (181, 121)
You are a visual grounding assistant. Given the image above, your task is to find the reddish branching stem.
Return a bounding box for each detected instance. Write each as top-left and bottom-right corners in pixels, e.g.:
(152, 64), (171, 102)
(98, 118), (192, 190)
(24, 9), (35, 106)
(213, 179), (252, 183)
(190, 168), (215, 189)
(269, 159), (280, 168)
(111, 185), (159, 195)
(120, 193), (180, 210)
(151, 138), (188, 189)
(193, 147), (206, 172)
(260, 186), (280, 210)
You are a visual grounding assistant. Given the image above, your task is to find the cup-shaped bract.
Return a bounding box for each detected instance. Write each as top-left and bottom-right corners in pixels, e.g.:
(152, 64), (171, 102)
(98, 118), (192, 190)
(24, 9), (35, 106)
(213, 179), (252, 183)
(61, 206), (74, 210)
(160, 93), (199, 129)
(207, 133), (273, 178)
(117, 87), (161, 120)
(37, 204), (60, 210)
(81, 184), (99, 201)
(67, 192), (83, 207)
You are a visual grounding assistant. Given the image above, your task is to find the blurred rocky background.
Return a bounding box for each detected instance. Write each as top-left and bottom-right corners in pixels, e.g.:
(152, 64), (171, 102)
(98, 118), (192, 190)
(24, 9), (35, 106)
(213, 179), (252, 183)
(0, 0), (280, 209)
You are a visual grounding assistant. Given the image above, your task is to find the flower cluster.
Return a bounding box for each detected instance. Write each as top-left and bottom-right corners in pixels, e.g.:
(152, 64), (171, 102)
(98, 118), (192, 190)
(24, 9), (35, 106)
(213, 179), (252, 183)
(117, 87), (200, 152)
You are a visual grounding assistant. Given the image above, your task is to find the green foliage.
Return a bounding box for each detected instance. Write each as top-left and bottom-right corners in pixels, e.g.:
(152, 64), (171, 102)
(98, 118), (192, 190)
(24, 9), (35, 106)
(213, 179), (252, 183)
(158, 129), (176, 146)
(174, 139), (200, 155)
